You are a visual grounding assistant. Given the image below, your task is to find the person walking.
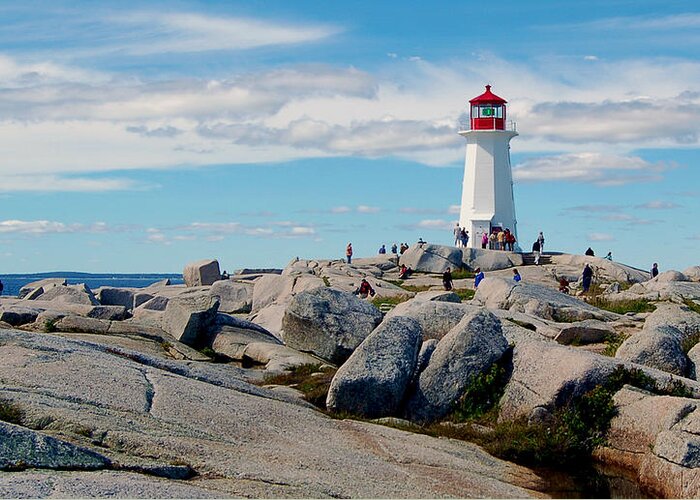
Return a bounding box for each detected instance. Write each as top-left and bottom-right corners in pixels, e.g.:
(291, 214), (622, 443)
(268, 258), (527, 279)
(442, 267), (454, 291)
(346, 243), (353, 264)
(581, 264), (593, 293)
(651, 262), (659, 278)
(474, 267), (485, 289)
(532, 239), (541, 265)
(537, 231), (545, 253)
(512, 268), (522, 282)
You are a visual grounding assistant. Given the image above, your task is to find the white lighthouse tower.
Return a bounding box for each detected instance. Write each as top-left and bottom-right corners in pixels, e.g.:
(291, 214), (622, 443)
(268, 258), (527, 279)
(458, 85), (518, 249)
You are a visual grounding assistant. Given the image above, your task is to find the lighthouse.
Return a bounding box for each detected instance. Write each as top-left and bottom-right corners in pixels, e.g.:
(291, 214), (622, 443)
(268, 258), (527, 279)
(458, 85), (518, 249)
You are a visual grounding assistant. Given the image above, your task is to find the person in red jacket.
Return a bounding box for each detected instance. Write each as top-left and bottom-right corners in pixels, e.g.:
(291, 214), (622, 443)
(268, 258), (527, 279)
(356, 278), (375, 299)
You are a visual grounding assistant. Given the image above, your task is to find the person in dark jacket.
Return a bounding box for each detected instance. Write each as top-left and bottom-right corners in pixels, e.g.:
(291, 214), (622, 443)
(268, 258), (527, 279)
(651, 262), (659, 278)
(585, 247), (595, 256)
(581, 264), (593, 293)
(442, 268), (453, 291)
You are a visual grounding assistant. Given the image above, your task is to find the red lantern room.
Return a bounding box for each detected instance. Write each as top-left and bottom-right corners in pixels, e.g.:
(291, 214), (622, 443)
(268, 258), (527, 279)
(469, 84), (507, 130)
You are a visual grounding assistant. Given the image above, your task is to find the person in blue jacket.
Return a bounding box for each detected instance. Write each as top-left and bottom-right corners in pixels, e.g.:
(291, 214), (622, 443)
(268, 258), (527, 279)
(474, 267), (485, 289)
(512, 268), (522, 282)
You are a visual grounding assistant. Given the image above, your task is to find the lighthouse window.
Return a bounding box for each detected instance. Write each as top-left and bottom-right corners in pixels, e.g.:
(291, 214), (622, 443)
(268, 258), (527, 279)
(482, 107), (495, 117)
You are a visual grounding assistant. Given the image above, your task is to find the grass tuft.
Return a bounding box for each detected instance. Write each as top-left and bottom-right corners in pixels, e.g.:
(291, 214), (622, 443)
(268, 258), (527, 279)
(588, 297), (655, 314)
(454, 288), (475, 301)
(262, 364), (337, 409)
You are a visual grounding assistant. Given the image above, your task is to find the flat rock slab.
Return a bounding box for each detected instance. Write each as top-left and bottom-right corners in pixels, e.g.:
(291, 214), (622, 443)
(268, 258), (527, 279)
(0, 328), (544, 498)
(0, 421), (110, 470)
(0, 470), (226, 498)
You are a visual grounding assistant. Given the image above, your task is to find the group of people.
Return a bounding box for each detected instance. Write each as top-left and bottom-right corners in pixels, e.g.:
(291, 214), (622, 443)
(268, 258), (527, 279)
(375, 242), (409, 256)
(453, 224), (470, 248)
(488, 228), (517, 251)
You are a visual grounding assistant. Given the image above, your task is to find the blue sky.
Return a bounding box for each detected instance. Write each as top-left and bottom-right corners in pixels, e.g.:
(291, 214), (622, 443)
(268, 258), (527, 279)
(0, 0), (698, 273)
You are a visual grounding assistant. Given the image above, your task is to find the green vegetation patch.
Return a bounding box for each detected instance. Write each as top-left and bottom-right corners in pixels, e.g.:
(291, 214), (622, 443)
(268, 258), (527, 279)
(454, 288), (475, 301)
(588, 297), (655, 315)
(0, 397), (24, 425)
(449, 360), (510, 422)
(683, 299), (700, 315)
(262, 364), (337, 409)
(601, 332), (628, 357)
(450, 268), (474, 280)
(370, 295), (412, 310)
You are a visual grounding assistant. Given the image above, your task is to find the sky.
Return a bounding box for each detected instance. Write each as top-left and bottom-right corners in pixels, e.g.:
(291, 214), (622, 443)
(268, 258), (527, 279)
(0, 0), (698, 274)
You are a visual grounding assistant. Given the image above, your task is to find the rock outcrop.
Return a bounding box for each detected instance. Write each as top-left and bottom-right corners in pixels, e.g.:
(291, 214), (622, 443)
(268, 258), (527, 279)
(326, 316), (422, 418)
(183, 259), (221, 287)
(405, 309), (508, 423)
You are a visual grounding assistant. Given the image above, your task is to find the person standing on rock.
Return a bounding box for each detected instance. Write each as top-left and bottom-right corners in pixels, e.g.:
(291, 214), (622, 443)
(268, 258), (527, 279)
(0, 279), (3, 296)
(581, 264), (593, 293)
(532, 239), (541, 265)
(460, 228), (469, 248)
(474, 267), (485, 289)
(391, 243), (397, 254)
(346, 243), (353, 264)
(481, 232), (488, 249)
(378, 244), (386, 254)
(537, 231), (545, 253)
(453, 223), (461, 247)
(442, 268), (453, 291)
(651, 262), (659, 278)
(585, 247), (595, 257)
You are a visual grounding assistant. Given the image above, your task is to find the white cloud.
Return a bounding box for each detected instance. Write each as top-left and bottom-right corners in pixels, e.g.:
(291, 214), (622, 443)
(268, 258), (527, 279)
(0, 175), (136, 192)
(107, 12), (340, 55)
(0, 220), (111, 234)
(0, 46), (698, 189)
(513, 153), (671, 186)
(356, 205), (380, 214)
(635, 200), (681, 209)
(588, 232), (614, 241)
(401, 219), (454, 231)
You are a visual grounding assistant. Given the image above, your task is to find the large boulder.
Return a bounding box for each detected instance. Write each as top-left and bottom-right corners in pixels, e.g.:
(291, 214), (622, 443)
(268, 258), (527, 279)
(616, 304), (700, 377)
(499, 338), (700, 423)
(326, 317), (422, 418)
(462, 248), (521, 272)
(554, 319), (616, 345)
(33, 284), (99, 306)
(210, 315), (282, 360)
(683, 266), (700, 282)
(162, 292), (220, 346)
(251, 274), (324, 313)
(18, 278), (67, 299)
(95, 287), (135, 310)
(282, 288), (383, 364)
(398, 244), (463, 274)
(473, 277), (618, 322)
(183, 259), (221, 287)
(404, 309), (509, 423)
(0, 306), (41, 327)
(548, 254), (649, 284)
(384, 300), (477, 340)
(209, 280), (253, 314)
(596, 386), (700, 498)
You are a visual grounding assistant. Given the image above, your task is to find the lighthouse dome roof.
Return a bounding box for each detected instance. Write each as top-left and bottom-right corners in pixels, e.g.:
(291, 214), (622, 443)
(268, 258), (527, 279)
(469, 85), (507, 104)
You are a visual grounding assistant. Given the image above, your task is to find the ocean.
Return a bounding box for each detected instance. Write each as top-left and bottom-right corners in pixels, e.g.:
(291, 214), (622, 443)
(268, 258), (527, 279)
(0, 273), (184, 298)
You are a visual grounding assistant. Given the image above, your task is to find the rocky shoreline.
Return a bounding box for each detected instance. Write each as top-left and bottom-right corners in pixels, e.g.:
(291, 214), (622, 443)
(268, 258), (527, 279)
(1, 244), (699, 497)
